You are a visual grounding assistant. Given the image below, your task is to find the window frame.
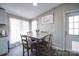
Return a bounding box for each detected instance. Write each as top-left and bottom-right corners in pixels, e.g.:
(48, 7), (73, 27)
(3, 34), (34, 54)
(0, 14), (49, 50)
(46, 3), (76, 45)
(68, 15), (79, 35)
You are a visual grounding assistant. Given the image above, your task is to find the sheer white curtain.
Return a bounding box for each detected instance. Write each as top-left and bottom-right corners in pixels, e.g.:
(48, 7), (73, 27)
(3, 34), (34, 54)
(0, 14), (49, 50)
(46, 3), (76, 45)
(9, 17), (29, 45)
(32, 20), (37, 37)
(9, 18), (21, 44)
(20, 20), (29, 35)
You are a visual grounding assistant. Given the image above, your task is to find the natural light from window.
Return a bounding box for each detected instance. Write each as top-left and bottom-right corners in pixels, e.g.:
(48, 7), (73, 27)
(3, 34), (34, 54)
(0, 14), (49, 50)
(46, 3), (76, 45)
(32, 20), (37, 37)
(69, 15), (79, 35)
(9, 17), (29, 44)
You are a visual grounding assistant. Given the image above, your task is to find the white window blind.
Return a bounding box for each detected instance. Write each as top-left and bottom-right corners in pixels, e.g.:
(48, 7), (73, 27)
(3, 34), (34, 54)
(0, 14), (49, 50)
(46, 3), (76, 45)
(21, 20), (29, 35)
(32, 20), (37, 36)
(9, 17), (29, 44)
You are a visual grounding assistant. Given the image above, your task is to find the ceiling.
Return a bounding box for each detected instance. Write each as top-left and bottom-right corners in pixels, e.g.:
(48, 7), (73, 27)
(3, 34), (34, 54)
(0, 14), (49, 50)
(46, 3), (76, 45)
(0, 3), (62, 19)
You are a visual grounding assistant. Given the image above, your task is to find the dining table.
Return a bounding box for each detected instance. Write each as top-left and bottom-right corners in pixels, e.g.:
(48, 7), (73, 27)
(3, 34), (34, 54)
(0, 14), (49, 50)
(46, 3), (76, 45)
(27, 34), (49, 55)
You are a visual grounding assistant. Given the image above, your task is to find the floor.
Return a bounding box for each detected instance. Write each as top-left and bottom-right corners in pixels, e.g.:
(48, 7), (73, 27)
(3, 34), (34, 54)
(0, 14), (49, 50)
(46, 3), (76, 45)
(5, 44), (79, 56)
(6, 45), (31, 56)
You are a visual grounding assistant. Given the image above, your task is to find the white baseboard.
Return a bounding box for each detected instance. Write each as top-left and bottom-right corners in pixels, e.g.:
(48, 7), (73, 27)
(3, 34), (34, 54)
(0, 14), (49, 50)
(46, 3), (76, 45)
(9, 41), (21, 49)
(52, 45), (64, 51)
(52, 45), (79, 54)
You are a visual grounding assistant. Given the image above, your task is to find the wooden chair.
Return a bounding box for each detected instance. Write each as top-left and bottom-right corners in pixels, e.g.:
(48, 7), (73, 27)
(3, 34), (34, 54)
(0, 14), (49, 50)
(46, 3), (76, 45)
(27, 31), (32, 36)
(21, 35), (31, 56)
(37, 34), (53, 56)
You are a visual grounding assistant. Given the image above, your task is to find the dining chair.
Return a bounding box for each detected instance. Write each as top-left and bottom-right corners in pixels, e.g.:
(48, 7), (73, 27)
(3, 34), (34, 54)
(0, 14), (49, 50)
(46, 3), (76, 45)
(27, 31), (32, 36)
(44, 34), (53, 47)
(37, 34), (53, 56)
(21, 35), (31, 56)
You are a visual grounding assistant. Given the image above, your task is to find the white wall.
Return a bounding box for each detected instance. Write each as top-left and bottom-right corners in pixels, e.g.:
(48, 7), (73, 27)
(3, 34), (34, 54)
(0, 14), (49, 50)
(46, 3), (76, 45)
(33, 3), (79, 50)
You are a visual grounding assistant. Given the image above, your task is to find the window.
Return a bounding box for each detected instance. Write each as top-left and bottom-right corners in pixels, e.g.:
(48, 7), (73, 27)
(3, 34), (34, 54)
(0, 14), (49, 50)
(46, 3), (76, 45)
(69, 15), (79, 35)
(9, 17), (29, 44)
(21, 20), (29, 35)
(32, 20), (37, 36)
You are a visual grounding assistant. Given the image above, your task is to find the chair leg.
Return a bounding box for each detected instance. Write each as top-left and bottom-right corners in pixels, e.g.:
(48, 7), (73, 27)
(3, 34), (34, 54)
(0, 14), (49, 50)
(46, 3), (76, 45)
(31, 47), (33, 53)
(27, 49), (29, 56)
(23, 47), (24, 56)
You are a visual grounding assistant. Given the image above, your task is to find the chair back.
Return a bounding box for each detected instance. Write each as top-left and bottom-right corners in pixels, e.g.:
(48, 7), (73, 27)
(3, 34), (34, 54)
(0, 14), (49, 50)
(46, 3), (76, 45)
(41, 34), (53, 47)
(27, 31), (32, 36)
(21, 35), (28, 48)
(21, 35), (32, 56)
